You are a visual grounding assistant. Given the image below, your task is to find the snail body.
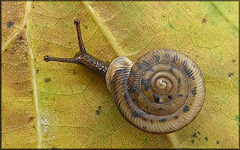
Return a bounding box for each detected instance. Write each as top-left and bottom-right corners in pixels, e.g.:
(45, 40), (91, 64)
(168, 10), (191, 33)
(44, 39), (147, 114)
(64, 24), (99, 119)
(44, 19), (205, 133)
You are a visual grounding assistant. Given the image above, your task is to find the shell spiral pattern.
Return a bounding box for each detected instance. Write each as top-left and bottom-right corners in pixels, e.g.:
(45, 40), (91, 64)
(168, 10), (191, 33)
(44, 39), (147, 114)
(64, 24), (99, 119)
(106, 49), (205, 133)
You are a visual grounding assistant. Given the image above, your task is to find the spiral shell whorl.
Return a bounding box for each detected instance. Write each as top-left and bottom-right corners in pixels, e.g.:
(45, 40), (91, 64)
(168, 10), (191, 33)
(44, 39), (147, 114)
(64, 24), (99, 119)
(106, 49), (205, 133)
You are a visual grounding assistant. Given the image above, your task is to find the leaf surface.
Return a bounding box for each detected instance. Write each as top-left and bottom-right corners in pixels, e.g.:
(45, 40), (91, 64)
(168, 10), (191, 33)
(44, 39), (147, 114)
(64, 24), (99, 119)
(1, 1), (239, 148)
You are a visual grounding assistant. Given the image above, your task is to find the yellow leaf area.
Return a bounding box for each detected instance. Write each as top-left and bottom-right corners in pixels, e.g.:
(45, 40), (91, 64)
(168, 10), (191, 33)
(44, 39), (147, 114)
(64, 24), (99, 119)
(1, 1), (239, 149)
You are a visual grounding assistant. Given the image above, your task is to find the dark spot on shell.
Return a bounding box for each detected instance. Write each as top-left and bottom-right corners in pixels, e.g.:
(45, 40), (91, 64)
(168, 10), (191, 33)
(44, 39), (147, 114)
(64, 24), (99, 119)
(182, 61), (187, 70)
(183, 105), (189, 112)
(177, 78), (181, 84)
(124, 92), (130, 101)
(169, 65), (173, 73)
(191, 76), (195, 80)
(191, 87), (197, 96)
(153, 94), (159, 103)
(7, 22), (14, 28)
(168, 95), (173, 100)
(228, 72), (234, 77)
(177, 94), (183, 98)
(143, 126), (147, 129)
(204, 137), (208, 141)
(158, 107), (163, 110)
(126, 100), (129, 104)
(165, 53), (170, 59)
(146, 105), (148, 109)
(128, 105), (132, 109)
(216, 141), (219, 144)
(153, 54), (160, 62)
(131, 71), (138, 77)
(159, 117), (167, 122)
(128, 85), (137, 93)
(148, 66), (154, 72)
(137, 60), (149, 70)
(132, 110), (144, 118)
(141, 117), (147, 121)
(174, 116), (178, 119)
(142, 78), (151, 91)
(191, 139), (194, 144)
(172, 55), (178, 63)
(96, 106), (102, 115)
(150, 119), (153, 123)
(45, 78), (51, 83)
(187, 69), (193, 77)
(202, 18), (206, 23)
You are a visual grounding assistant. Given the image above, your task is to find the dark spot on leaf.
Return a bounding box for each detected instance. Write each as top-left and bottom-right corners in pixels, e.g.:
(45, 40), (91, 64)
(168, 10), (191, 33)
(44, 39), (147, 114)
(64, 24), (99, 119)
(150, 119), (153, 123)
(7, 22), (14, 28)
(191, 139), (194, 144)
(228, 72), (234, 77)
(192, 132), (198, 138)
(183, 105), (189, 112)
(28, 116), (34, 122)
(36, 69), (39, 74)
(216, 141), (219, 144)
(45, 78), (51, 83)
(197, 131), (201, 135)
(96, 106), (102, 115)
(204, 137), (208, 141)
(232, 59), (236, 63)
(146, 105), (148, 109)
(83, 25), (88, 29)
(202, 18), (206, 23)
(143, 126), (147, 129)
(174, 116), (178, 119)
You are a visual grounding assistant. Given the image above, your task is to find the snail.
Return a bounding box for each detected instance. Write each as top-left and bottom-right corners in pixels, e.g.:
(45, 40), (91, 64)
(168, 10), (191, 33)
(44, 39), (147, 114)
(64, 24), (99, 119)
(44, 19), (205, 134)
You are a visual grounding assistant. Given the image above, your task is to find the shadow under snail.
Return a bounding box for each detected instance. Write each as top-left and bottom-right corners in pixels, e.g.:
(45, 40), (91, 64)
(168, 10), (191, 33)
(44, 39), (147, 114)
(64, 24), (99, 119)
(44, 19), (205, 134)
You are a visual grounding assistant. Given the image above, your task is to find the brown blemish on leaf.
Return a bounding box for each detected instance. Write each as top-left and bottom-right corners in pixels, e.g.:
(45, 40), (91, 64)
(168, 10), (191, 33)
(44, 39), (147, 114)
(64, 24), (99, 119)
(202, 18), (206, 23)
(44, 78), (52, 83)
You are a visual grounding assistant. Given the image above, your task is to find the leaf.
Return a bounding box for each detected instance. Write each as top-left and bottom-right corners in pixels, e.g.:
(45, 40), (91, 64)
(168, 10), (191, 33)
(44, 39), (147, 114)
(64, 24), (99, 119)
(1, 1), (239, 148)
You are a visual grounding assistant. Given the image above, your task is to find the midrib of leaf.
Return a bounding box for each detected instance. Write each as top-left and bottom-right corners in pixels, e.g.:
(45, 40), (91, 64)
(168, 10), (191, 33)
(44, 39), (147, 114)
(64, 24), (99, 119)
(24, 2), (43, 148)
(211, 1), (239, 31)
(82, 1), (122, 57)
(82, 1), (178, 148)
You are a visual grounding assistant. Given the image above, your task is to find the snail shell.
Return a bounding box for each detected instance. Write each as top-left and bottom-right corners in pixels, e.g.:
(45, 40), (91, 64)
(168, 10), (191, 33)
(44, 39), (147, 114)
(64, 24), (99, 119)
(106, 49), (205, 133)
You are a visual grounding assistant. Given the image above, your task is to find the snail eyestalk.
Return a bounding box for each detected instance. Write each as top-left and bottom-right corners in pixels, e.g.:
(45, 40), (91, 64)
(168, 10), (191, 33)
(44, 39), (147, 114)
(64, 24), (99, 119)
(74, 19), (87, 55)
(44, 56), (78, 63)
(44, 18), (109, 77)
